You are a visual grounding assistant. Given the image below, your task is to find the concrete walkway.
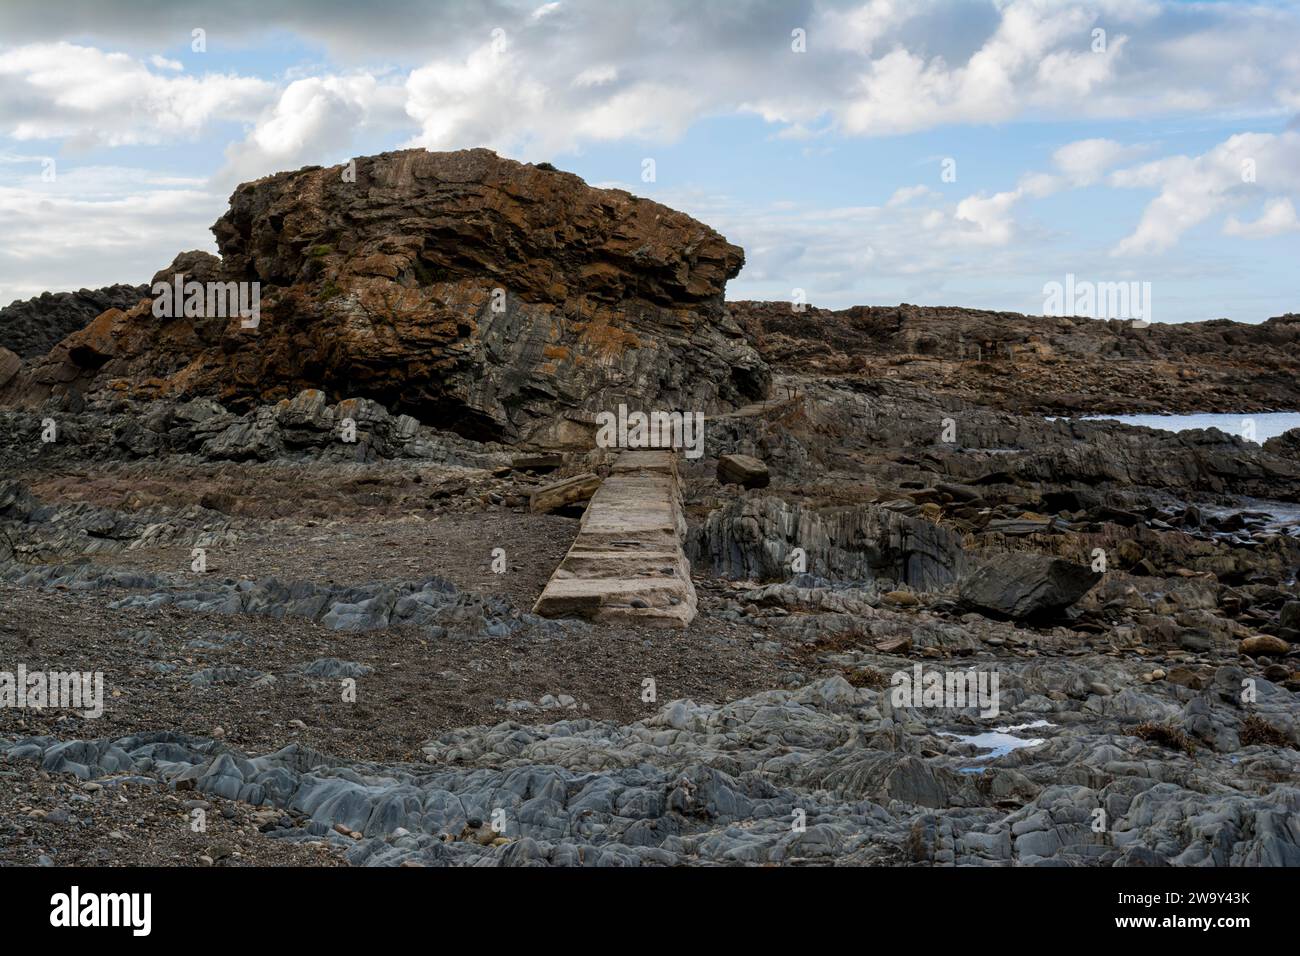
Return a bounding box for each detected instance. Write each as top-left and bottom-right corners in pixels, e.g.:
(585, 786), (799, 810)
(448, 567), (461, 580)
(533, 449), (697, 626)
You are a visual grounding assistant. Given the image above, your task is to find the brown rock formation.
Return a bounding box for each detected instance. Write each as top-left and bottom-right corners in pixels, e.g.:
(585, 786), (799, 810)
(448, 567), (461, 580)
(7, 149), (769, 445)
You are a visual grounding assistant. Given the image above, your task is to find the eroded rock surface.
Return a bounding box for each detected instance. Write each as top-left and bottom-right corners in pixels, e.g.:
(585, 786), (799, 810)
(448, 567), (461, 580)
(5, 666), (1297, 866)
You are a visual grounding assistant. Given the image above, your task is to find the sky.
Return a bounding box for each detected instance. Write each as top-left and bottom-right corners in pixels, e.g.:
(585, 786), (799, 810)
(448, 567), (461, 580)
(1, 0), (1298, 323)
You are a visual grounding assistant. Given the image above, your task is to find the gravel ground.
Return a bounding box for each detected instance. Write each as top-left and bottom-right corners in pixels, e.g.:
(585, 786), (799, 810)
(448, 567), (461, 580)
(0, 758), (343, 867)
(1, 465), (810, 865)
(7, 438), (1296, 868)
(0, 578), (798, 766)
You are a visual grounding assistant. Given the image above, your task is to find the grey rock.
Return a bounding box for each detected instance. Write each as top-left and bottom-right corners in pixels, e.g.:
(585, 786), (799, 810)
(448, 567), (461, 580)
(958, 553), (1101, 621)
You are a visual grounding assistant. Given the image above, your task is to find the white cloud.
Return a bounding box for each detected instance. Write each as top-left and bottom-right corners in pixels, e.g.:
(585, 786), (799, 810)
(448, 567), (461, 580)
(572, 64), (617, 88)
(839, 2), (1127, 135)
(0, 42), (274, 147)
(1111, 131), (1300, 255)
(1051, 138), (1146, 186)
(0, 170), (223, 301)
(817, 0), (916, 55)
(1224, 197), (1300, 239)
(886, 184), (935, 207)
(404, 40), (702, 159)
(405, 44), (551, 156)
(4, 2), (1300, 164)
(953, 189), (1023, 246)
(925, 135), (1155, 249)
(662, 182), (1059, 308)
(220, 73), (408, 185)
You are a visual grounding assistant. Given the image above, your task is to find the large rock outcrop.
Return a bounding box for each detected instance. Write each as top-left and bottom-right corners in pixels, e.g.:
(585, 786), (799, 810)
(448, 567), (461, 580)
(689, 496), (968, 590)
(5, 150), (769, 446)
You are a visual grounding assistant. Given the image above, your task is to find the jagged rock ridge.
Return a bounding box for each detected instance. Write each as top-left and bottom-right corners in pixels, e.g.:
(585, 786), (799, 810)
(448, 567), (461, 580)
(0, 284), (148, 359)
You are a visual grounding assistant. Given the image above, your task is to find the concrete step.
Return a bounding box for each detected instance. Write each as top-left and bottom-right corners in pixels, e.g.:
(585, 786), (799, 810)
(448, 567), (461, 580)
(533, 449), (697, 626)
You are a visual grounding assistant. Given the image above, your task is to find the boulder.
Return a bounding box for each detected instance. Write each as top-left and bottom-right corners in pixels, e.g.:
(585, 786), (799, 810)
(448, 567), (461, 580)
(985, 516), (1057, 536)
(275, 388), (337, 447)
(957, 553), (1101, 620)
(1240, 634), (1290, 658)
(717, 453), (770, 488)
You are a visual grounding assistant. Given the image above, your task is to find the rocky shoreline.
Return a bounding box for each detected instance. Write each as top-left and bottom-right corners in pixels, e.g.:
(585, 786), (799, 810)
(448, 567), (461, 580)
(2, 149), (1297, 867)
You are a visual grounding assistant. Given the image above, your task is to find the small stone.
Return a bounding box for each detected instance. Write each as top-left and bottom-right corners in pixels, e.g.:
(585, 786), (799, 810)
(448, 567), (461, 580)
(1241, 635), (1289, 657)
(1165, 667), (1206, 690)
(1263, 664), (1291, 682)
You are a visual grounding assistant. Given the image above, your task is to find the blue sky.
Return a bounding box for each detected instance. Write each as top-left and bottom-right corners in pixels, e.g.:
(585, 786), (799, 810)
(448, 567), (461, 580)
(2, 0), (1298, 323)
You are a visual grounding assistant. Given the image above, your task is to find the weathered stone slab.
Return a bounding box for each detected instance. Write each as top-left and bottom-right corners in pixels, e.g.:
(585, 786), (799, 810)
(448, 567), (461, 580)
(534, 450), (696, 626)
(529, 473), (601, 514)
